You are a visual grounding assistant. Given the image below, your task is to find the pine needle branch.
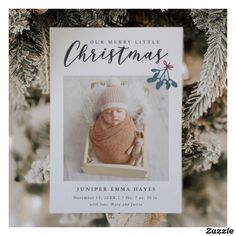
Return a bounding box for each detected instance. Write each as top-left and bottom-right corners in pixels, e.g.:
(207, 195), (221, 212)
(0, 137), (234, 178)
(182, 126), (221, 176)
(184, 9), (227, 125)
(9, 9), (31, 39)
(9, 76), (29, 112)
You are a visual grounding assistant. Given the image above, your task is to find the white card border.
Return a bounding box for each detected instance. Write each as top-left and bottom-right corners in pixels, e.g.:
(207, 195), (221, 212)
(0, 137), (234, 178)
(50, 27), (183, 213)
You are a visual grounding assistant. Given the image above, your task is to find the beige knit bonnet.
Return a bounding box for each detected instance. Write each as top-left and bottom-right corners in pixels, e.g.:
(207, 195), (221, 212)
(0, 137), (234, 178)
(99, 79), (128, 112)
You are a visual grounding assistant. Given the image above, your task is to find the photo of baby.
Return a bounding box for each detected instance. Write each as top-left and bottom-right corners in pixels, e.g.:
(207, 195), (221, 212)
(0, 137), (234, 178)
(63, 76), (169, 181)
(90, 81), (144, 166)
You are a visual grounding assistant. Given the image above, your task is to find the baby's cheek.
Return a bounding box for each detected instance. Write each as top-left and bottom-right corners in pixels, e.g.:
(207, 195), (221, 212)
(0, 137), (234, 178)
(116, 116), (123, 122)
(119, 113), (126, 121)
(103, 113), (112, 121)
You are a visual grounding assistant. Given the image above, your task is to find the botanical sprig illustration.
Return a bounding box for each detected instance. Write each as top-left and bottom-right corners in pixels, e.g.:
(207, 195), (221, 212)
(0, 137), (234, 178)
(147, 60), (177, 90)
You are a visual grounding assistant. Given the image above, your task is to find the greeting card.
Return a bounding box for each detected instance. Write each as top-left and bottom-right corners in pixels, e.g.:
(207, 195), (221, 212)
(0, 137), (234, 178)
(50, 27), (183, 213)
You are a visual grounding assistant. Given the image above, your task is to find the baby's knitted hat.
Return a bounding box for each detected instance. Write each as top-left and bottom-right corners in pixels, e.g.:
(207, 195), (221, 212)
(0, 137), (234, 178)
(99, 79), (127, 112)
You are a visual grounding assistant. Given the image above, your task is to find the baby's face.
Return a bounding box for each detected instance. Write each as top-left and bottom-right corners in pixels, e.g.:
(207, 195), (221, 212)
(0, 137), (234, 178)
(101, 108), (126, 126)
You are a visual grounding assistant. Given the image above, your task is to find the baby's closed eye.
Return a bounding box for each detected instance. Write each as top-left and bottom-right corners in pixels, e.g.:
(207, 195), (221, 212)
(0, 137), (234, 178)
(105, 108), (123, 113)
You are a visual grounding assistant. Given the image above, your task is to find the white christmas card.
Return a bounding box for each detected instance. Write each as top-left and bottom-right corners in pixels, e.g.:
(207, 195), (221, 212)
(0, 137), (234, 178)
(50, 27), (183, 213)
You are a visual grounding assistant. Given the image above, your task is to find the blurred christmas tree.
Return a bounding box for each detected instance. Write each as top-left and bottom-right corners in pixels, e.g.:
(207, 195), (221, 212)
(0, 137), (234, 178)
(9, 9), (227, 227)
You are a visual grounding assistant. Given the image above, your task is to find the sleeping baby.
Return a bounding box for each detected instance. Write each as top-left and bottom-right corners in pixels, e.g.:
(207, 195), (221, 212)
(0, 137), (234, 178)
(90, 84), (144, 166)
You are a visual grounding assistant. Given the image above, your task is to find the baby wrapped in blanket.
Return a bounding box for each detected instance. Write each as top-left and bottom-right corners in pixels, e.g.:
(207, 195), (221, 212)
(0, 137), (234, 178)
(90, 84), (143, 165)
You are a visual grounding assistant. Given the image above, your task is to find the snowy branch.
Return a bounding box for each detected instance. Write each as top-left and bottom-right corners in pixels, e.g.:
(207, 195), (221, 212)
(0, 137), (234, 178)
(24, 155), (50, 184)
(184, 9), (227, 124)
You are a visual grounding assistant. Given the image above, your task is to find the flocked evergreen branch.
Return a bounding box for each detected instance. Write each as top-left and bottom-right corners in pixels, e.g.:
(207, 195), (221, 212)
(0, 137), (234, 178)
(9, 76), (29, 112)
(78, 9), (106, 26)
(28, 13), (50, 94)
(9, 9), (131, 111)
(9, 9), (31, 38)
(182, 126), (221, 176)
(24, 155), (50, 184)
(184, 9), (227, 125)
(9, 35), (39, 89)
(101, 9), (129, 26)
(9, 10), (60, 110)
(183, 142), (221, 175)
(195, 92), (227, 132)
(9, 34), (36, 112)
(9, 12), (49, 104)
(74, 9), (129, 27)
